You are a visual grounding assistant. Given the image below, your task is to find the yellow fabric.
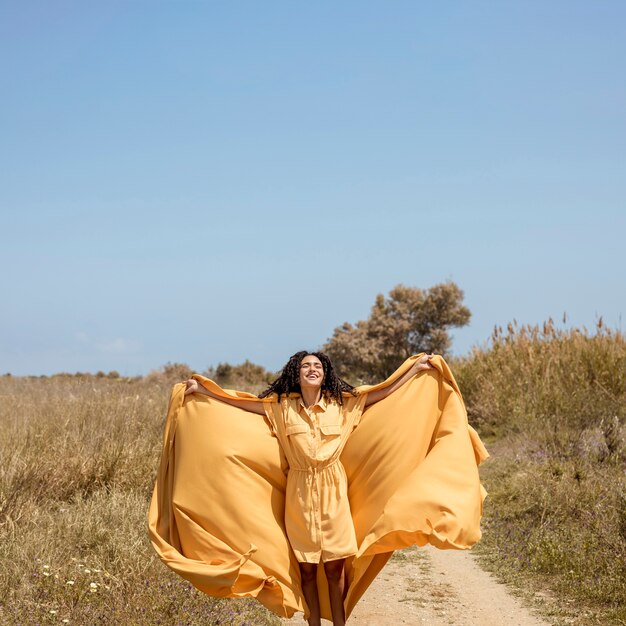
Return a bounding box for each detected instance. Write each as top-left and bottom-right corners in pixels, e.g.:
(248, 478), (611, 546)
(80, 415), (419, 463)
(148, 355), (488, 620)
(264, 393), (367, 563)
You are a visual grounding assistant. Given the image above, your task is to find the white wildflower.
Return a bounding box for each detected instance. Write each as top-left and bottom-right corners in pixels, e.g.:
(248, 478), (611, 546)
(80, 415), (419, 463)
(83, 568), (91, 574)
(43, 572), (51, 577)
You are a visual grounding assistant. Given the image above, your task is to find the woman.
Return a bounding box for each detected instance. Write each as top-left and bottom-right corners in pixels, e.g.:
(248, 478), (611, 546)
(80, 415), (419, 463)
(184, 350), (434, 626)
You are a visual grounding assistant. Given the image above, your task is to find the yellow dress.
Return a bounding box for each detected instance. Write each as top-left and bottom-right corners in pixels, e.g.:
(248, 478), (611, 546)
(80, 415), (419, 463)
(148, 355), (488, 621)
(264, 393), (367, 563)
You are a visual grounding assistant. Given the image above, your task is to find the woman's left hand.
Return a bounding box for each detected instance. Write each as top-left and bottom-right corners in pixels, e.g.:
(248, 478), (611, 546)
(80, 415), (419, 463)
(414, 354), (434, 372)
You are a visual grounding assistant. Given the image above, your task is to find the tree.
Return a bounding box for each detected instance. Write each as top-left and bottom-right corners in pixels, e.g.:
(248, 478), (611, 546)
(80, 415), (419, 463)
(323, 282), (470, 382)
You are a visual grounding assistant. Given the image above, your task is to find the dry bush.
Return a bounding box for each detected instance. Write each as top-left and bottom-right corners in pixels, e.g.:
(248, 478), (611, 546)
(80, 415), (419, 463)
(145, 362), (194, 386)
(0, 376), (280, 625)
(145, 360), (275, 396)
(205, 360), (276, 395)
(455, 319), (626, 454)
(453, 320), (626, 625)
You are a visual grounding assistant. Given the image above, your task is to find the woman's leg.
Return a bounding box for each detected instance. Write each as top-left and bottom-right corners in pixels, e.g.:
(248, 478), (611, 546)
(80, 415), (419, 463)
(299, 562), (321, 626)
(324, 558), (346, 626)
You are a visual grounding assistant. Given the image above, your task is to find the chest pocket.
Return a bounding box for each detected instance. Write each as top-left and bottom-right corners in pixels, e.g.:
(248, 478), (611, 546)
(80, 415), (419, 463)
(285, 423), (309, 437)
(318, 410), (343, 437)
(319, 423), (342, 436)
(283, 401), (309, 437)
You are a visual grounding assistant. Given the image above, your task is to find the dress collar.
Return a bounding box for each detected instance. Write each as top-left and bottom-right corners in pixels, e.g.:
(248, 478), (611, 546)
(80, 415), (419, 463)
(298, 394), (327, 413)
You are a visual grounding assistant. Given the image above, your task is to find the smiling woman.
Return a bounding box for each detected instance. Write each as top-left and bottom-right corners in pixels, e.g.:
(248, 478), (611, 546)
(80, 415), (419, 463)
(149, 351), (488, 626)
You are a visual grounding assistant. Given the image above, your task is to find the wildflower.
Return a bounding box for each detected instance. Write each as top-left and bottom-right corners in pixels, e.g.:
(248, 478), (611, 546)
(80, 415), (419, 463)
(66, 580), (75, 585)
(84, 568), (91, 574)
(43, 565), (50, 569)
(89, 582), (98, 592)
(43, 572), (51, 577)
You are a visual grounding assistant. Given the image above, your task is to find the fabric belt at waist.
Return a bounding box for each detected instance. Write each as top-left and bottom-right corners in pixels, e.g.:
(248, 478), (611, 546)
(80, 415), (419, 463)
(290, 458), (341, 473)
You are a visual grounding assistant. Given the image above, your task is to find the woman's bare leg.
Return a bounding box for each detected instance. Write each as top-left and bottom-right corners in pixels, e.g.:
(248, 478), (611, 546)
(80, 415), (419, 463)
(324, 558), (346, 626)
(299, 562), (321, 626)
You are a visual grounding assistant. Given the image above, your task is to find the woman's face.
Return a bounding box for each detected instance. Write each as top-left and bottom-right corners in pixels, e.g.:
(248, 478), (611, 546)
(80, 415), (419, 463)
(299, 355), (324, 391)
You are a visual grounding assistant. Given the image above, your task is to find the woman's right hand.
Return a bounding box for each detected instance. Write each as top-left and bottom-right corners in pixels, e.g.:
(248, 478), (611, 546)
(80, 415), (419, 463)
(184, 379), (199, 396)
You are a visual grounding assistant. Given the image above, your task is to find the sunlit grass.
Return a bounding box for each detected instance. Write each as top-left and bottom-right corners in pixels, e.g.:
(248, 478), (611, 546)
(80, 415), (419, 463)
(3, 322), (624, 624)
(0, 374), (280, 625)
(454, 320), (626, 625)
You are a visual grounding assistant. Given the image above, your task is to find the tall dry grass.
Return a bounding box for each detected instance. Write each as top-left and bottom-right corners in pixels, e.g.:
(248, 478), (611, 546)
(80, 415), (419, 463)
(0, 374), (280, 625)
(454, 320), (626, 625)
(4, 325), (625, 624)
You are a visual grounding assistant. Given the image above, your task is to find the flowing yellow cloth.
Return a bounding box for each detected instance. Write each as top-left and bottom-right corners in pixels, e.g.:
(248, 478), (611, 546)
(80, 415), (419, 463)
(148, 355), (488, 620)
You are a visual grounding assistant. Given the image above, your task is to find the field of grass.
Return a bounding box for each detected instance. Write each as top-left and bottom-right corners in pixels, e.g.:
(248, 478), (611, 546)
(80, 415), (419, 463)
(2, 323), (624, 625)
(454, 320), (626, 625)
(0, 371), (280, 625)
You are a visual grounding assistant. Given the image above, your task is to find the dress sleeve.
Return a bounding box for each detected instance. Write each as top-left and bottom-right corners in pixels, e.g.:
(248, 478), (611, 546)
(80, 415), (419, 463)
(341, 392), (368, 429)
(262, 398), (280, 436)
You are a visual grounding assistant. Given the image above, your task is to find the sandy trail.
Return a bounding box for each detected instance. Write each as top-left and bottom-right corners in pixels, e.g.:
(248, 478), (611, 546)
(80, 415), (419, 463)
(282, 545), (549, 626)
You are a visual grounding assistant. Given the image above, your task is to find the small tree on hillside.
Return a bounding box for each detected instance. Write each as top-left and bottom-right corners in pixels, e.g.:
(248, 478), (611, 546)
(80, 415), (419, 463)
(323, 282), (470, 382)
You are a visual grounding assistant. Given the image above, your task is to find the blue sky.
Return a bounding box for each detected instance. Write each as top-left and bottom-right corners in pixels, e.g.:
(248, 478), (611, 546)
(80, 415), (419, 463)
(1, 1), (624, 376)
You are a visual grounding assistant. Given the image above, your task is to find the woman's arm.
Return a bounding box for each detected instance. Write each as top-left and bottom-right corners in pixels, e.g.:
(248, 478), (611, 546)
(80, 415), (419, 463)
(364, 354), (434, 407)
(184, 379), (266, 416)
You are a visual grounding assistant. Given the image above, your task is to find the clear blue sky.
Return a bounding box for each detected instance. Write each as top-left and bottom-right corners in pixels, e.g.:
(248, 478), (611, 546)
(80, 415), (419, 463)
(1, 1), (624, 376)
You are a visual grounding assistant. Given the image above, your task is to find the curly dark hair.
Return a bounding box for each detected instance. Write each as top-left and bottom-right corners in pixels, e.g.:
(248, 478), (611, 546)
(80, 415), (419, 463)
(258, 351), (356, 405)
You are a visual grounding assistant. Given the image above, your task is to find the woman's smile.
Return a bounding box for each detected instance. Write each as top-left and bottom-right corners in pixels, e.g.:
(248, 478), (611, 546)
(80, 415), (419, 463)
(299, 355), (324, 388)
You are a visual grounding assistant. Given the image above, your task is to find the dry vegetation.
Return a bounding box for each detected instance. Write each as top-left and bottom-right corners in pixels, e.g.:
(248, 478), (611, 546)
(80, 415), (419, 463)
(2, 323), (625, 625)
(453, 319), (626, 625)
(0, 369), (280, 625)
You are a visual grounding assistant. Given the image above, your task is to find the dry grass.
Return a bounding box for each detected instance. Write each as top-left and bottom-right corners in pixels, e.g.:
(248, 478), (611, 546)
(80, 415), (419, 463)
(4, 322), (625, 624)
(0, 375), (280, 625)
(453, 320), (626, 625)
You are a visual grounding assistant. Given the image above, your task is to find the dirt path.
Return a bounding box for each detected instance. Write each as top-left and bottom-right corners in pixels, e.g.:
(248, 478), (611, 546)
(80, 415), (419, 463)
(282, 545), (550, 626)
